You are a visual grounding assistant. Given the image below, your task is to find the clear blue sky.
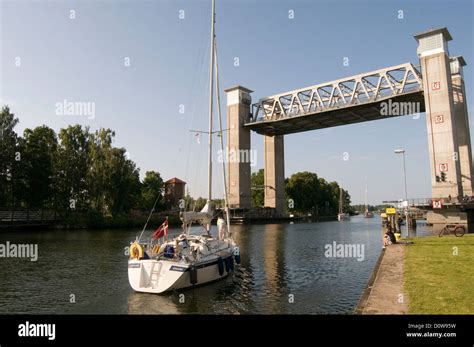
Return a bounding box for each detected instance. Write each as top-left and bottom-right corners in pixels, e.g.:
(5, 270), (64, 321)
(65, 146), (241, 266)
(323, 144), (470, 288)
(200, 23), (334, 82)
(1, 0), (473, 204)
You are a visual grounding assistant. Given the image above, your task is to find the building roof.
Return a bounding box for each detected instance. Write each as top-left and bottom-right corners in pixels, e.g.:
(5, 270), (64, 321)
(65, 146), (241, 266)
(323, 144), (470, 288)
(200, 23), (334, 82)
(414, 27), (452, 42)
(165, 177), (186, 184)
(224, 85), (253, 94)
(451, 55), (467, 67)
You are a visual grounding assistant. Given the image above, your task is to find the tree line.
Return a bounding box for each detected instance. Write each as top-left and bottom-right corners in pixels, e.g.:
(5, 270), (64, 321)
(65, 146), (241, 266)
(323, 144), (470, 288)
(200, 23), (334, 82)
(0, 106), (164, 220)
(251, 169), (352, 216)
(1, 106), (353, 223)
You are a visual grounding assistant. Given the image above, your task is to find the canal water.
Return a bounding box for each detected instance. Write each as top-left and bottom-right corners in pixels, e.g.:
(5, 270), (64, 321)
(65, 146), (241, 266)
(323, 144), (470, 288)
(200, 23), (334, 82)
(0, 216), (432, 314)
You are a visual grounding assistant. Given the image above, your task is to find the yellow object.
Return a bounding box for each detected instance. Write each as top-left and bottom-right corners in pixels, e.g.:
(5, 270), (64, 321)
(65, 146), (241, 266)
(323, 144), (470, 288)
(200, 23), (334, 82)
(130, 241), (144, 259)
(152, 244), (161, 254)
(395, 232), (401, 241)
(386, 208), (396, 215)
(380, 213), (387, 218)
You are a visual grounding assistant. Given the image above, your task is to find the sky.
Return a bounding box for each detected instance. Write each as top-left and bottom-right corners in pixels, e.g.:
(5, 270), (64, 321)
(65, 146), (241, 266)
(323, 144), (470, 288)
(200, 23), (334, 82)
(1, 0), (473, 205)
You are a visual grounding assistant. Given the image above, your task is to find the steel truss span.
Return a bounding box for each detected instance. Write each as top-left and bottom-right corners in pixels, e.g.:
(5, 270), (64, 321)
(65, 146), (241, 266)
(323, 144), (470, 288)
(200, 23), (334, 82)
(248, 63), (424, 136)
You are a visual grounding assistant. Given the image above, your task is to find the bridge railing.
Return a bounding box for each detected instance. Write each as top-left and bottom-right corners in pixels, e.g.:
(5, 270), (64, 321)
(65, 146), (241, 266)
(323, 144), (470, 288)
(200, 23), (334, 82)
(0, 209), (58, 225)
(250, 62), (423, 122)
(408, 196), (471, 207)
(408, 198), (433, 207)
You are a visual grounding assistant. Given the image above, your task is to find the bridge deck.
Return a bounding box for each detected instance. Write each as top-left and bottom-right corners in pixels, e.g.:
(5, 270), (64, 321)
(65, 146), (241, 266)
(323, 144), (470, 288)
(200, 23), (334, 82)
(246, 90), (424, 136)
(246, 62), (424, 136)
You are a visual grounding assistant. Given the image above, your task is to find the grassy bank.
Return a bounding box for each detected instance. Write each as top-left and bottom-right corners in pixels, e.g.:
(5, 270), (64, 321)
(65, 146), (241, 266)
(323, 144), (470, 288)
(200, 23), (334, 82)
(404, 234), (474, 314)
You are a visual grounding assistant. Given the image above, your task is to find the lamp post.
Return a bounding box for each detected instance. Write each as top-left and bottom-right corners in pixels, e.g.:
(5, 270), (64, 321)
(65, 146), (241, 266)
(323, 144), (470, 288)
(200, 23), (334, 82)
(394, 149), (409, 236)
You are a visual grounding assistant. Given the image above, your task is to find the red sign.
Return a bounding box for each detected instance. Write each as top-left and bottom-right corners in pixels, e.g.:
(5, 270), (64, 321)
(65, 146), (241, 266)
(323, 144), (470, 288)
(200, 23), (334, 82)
(432, 200), (443, 209)
(432, 81), (441, 90)
(435, 115), (444, 124)
(439, 163), (448, 172)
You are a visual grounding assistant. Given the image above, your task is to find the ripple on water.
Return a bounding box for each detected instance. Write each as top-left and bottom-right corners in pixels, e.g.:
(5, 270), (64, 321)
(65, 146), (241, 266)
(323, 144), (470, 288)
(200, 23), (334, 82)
(0, 218), (405, 314)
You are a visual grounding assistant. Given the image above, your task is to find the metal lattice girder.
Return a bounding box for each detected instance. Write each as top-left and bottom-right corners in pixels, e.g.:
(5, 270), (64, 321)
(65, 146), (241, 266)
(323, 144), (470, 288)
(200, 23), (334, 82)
(250, 62), (422, 122)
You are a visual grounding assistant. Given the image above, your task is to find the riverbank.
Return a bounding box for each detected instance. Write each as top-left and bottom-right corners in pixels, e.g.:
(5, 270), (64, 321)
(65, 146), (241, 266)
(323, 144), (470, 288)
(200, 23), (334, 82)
(0, 212), (182, 231)
(356, 234), (474, 314)
(404, 234), (474, 314)
(356, 244), (408, 314)
(1, 211), (339, 230)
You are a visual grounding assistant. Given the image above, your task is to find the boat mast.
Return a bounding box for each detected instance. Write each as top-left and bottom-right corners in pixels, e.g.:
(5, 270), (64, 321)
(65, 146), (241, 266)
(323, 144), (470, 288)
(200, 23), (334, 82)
(365, 176), (368, 212)
(207, 0), (216, 203)
(214, 39), (231, 235)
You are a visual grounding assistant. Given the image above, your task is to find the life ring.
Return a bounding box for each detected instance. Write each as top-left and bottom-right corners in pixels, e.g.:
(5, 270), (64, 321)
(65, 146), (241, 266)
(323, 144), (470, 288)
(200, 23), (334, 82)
(130, 241), (144, 260)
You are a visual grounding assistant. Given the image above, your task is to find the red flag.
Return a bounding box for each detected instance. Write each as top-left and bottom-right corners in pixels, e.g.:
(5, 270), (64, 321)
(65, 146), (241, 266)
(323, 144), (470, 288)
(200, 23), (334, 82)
(152, 218), (168, 240)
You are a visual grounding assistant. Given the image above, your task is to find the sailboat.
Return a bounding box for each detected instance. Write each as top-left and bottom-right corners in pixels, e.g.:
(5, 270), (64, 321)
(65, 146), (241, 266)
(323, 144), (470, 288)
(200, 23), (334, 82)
(364, 177), (374, 218)
(338, 187), (349, 221)
(127, 0), (240, 294)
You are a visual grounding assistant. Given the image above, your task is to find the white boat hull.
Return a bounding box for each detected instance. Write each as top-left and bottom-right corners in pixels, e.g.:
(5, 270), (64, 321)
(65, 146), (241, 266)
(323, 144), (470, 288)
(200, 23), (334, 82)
(128, 254), (234, 294)
(338, 213), (350, 221)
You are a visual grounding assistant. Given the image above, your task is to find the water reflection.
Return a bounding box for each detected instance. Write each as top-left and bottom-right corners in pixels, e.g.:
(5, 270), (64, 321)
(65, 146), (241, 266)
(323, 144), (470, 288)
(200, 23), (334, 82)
(0, 218), (436, 314)
(128, 292), (180, 314)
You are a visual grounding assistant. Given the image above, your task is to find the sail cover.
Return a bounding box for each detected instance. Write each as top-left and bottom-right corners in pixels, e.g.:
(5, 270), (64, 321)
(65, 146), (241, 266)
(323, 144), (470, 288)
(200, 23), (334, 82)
(180, 201), (214, 225)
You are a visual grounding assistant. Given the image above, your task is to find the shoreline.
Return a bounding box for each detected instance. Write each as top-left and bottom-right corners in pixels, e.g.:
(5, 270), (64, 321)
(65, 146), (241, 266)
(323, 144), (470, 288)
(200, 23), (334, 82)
(354, 247), (385, 314)
(0, 214), (341, 231)
(355, 243), (408, 314)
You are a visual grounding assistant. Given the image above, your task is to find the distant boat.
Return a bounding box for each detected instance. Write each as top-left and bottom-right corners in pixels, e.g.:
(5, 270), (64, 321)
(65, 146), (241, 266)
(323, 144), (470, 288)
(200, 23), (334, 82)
(338, 187), (350, 221)
(364, 177), (374, 218)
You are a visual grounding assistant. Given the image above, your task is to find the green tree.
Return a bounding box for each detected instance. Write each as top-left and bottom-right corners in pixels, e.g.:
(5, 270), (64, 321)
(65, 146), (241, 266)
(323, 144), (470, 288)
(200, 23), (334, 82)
(286, 171), (320, 214)
(87, 128), (114, 213)
(106, 147), (141, 216)
(21, 126), (58, 208)
(251, 169), (264, 207)
(0, 106), (19, 207)
(56, 125), (92, 212)
(194, 197), (207, 211)
(140, 171), (164, 211)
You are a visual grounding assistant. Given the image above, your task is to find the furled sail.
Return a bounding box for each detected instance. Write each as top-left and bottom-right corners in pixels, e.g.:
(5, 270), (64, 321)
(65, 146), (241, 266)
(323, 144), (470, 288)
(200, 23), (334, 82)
(180, 201), (214, 225)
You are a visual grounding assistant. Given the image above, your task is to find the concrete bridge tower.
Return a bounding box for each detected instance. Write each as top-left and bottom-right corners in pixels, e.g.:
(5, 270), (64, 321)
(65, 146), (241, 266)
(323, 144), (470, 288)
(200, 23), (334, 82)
(450, 56), (473, 197)
(225, 85), (252, 209)
(414, 28), (464, 199)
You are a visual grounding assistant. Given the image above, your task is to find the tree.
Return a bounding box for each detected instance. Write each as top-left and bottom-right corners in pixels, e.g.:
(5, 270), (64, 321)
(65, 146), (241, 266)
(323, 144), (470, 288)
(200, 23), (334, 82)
(286, 171), (320, 214)
(140, 171), (164, 211)
(251, 169), (264, 207)
(20, 126), (58, 208)
(87, 128), (114, 213)
(194, 197), (207, 211)
(106, 147), (141, 216)
(0, 106), (19, 207)
(285, 171), (352, 216)
(56, 125), (92, 212)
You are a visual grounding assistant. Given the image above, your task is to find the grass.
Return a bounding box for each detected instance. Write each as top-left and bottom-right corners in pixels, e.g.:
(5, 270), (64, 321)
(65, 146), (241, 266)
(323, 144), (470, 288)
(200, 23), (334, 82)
(404, 234), (474, 314)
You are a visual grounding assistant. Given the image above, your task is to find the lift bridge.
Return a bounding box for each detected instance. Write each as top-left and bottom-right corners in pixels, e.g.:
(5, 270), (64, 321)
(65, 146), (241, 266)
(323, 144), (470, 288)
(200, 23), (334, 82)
(224, 28), (473, 230)
(248, 62), (424, 136)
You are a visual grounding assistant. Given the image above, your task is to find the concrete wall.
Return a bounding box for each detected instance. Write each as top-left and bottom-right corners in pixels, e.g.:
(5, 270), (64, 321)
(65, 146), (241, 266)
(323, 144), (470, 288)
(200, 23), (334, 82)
(225, 86), (252, 208)
(450, 56), (473, 196)
(264, 135), (286, 216)
(415, 28), (463, 199)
